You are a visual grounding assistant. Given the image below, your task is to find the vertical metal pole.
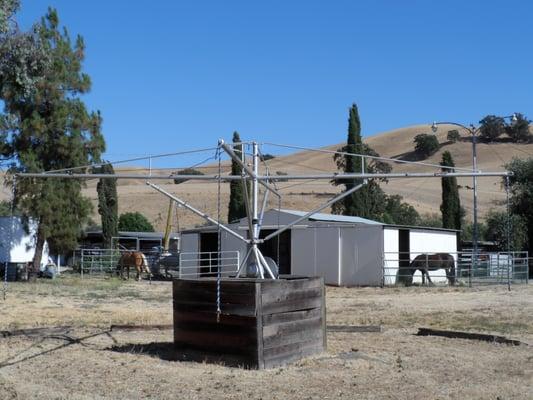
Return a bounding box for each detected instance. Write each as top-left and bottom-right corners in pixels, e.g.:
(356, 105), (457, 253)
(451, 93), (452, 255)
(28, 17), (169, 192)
(471, 128), (478, 288)
(506, 175), (511, 291)
(149, 156), (152, 176)
(361, 156), (367, 184)
(81, 250), (84, 279)
(251, 142), (262, 274)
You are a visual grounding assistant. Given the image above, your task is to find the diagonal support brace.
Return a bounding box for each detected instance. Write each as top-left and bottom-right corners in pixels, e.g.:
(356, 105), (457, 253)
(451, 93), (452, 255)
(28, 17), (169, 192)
(146, 182), (250, 244)
(263, 183), (366, 242)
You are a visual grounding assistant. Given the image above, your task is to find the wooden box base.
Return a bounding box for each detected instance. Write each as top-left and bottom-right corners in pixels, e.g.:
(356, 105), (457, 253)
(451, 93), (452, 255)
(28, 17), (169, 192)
(172, 276), (326, 369)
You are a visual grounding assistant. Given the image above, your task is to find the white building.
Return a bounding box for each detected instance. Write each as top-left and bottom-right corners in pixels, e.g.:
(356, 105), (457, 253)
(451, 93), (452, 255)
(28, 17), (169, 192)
(179, 209), (458, 286)
(0, 217), (50, 268)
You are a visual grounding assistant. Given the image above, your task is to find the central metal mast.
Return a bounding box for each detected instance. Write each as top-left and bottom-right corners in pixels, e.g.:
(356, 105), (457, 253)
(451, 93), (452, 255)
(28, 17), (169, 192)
(239, 142), (276, 279)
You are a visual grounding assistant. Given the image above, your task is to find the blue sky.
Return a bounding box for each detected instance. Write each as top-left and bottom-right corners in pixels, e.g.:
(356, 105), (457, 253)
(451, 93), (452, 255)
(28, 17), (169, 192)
(18, 1), (532, 167)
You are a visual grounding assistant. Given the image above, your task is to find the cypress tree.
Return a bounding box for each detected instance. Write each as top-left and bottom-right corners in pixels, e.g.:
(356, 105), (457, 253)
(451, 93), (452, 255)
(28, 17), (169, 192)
(440, 151), (462, 230)
(342, 104), (365, 216)
(96, 163), (118, 248)
(228, 132), (248, 223)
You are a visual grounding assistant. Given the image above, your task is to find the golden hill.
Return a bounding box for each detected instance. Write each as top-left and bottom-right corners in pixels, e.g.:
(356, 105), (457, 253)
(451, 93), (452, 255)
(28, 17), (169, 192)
(88, 124), (533, 231)
(2, 125), (532, 231)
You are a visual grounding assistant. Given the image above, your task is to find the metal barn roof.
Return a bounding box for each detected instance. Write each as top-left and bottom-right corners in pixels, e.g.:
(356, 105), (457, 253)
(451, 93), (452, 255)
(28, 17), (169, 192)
(277, 209), (383, 225)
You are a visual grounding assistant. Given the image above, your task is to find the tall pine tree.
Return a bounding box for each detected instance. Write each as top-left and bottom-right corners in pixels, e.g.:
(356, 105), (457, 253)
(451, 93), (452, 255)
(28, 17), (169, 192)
(440, 151), (462, 230)
(1, 8), (104, 277)
(228, 131), (248, 223)
(96, 163), (118, 248)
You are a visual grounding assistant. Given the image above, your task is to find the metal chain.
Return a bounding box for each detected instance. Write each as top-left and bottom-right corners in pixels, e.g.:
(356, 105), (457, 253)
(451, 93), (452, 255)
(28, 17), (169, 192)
(216, 147), (222, 321)
(277, 195), (281, 271)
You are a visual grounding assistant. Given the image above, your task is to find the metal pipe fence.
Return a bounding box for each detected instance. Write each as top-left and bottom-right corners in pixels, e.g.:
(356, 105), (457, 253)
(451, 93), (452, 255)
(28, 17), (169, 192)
(74, 248), (240, 279)
(178, 251), (240, 278)
(383, 251), (529, 287)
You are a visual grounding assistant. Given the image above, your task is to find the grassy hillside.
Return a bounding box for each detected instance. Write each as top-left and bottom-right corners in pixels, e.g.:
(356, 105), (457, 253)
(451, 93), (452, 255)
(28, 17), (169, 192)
(2, 124), (532, 231)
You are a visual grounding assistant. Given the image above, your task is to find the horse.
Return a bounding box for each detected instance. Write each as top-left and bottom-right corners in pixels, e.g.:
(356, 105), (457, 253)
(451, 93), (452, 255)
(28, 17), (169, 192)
(117, 251), (151, 281)
(406, 253), (456, 286)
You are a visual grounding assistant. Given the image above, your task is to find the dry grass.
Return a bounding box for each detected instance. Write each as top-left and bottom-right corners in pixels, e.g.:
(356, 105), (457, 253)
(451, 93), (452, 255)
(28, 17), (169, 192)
(0, 276), (532, 399)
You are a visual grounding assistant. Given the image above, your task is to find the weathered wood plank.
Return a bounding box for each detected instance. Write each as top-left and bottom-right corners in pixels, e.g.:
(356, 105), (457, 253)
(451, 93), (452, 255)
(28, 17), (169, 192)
(110, 324), (173, 332)
(327, 325), (383, 333)
(261, 296), (322, 315)
(417, 327), (525, 346)
(173, 300), (257, 316)
(173, 289), (256, 306)
(263, 338), (324, 368)
(255, 282), (265, 369)
(263, 317), (323, 349)
(260, 277), (322, 297)
(0, 326), (72, 338)
(321, 281), (327, 349)
(173, 280), (257, 296)
(173, 280), (256, 297)
(174, 327), (257, 354)
(262, 286), (322, 306)
(174, 310), (257, 328)
(262, 308), (322, 326)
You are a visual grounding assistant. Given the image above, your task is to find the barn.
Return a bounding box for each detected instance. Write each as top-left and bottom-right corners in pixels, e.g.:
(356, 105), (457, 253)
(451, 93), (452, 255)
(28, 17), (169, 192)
(179, 209), (459, 286)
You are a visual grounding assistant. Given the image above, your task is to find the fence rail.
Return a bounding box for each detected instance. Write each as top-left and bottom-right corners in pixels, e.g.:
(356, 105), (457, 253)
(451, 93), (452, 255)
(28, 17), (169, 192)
(383, 251), (529, 287)
(75, 248), (239, 279)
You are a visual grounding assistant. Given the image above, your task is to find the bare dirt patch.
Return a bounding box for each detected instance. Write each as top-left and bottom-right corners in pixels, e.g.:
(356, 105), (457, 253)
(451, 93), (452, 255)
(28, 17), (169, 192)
(1, 276), (532, 399)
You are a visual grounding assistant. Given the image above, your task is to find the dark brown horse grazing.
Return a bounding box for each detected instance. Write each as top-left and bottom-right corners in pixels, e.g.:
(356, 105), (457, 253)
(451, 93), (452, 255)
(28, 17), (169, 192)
(118, 251), (151, 281)
(409, 253), (456, 285)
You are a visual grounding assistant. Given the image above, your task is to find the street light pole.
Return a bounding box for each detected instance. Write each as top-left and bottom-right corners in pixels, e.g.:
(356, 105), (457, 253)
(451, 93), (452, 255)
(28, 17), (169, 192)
(432, 121), (480, 286)
(471, 125), (478, 288)
(432, 115), (517, 287)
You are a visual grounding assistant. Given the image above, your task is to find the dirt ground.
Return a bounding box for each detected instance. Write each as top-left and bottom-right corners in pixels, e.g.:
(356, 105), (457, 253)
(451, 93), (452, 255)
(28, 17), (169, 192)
(0, 276), (532, 400)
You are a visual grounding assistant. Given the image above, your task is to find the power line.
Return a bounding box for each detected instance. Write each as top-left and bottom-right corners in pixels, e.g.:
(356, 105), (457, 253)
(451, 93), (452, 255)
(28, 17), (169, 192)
(263, 142), (475, 172)
(42, 147), (219, 174)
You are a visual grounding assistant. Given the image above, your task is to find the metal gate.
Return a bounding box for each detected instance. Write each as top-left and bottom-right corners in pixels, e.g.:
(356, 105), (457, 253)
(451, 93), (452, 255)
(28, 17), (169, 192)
(383, 251), (529, 287)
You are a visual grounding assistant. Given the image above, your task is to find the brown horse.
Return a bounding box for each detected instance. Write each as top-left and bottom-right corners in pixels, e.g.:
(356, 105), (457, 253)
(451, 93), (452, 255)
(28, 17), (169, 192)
(118, 251), (151, 281)
(409, 253), (456, 285)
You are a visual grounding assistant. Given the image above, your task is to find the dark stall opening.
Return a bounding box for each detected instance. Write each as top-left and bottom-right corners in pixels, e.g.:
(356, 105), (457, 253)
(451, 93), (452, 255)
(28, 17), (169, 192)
(259, 230), (291, 275)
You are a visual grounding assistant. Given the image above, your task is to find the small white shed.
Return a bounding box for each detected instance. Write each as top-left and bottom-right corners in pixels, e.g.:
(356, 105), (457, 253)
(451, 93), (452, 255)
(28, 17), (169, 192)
(179, 209), (458, 286)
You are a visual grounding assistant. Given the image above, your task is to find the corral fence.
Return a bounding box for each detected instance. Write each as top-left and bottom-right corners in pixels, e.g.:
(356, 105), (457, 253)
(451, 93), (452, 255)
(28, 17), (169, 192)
(383, 251), (529, 287)
(74, 248), (239, 279)
(179, 251), (240, 278)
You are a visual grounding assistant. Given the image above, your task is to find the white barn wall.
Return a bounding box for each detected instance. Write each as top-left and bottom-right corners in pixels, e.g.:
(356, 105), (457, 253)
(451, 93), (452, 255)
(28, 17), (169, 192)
(315, 227), (341, 285)
(291, 228), (317, 276)
(220, 229), (247, 274)
(383, 227), (399, 285)
(410, 229), (458, 283)
(339, 225), (383, 286)
(179, 232), (200, 277)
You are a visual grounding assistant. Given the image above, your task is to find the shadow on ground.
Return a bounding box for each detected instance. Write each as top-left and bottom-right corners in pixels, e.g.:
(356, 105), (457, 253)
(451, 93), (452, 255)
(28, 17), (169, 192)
(107, 342), (251, 368)
(108, 342), (179, 361)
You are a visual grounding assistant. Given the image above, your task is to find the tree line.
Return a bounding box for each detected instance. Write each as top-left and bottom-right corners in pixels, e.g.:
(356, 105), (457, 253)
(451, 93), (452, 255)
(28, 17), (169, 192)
(335, 104), (533, 259)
